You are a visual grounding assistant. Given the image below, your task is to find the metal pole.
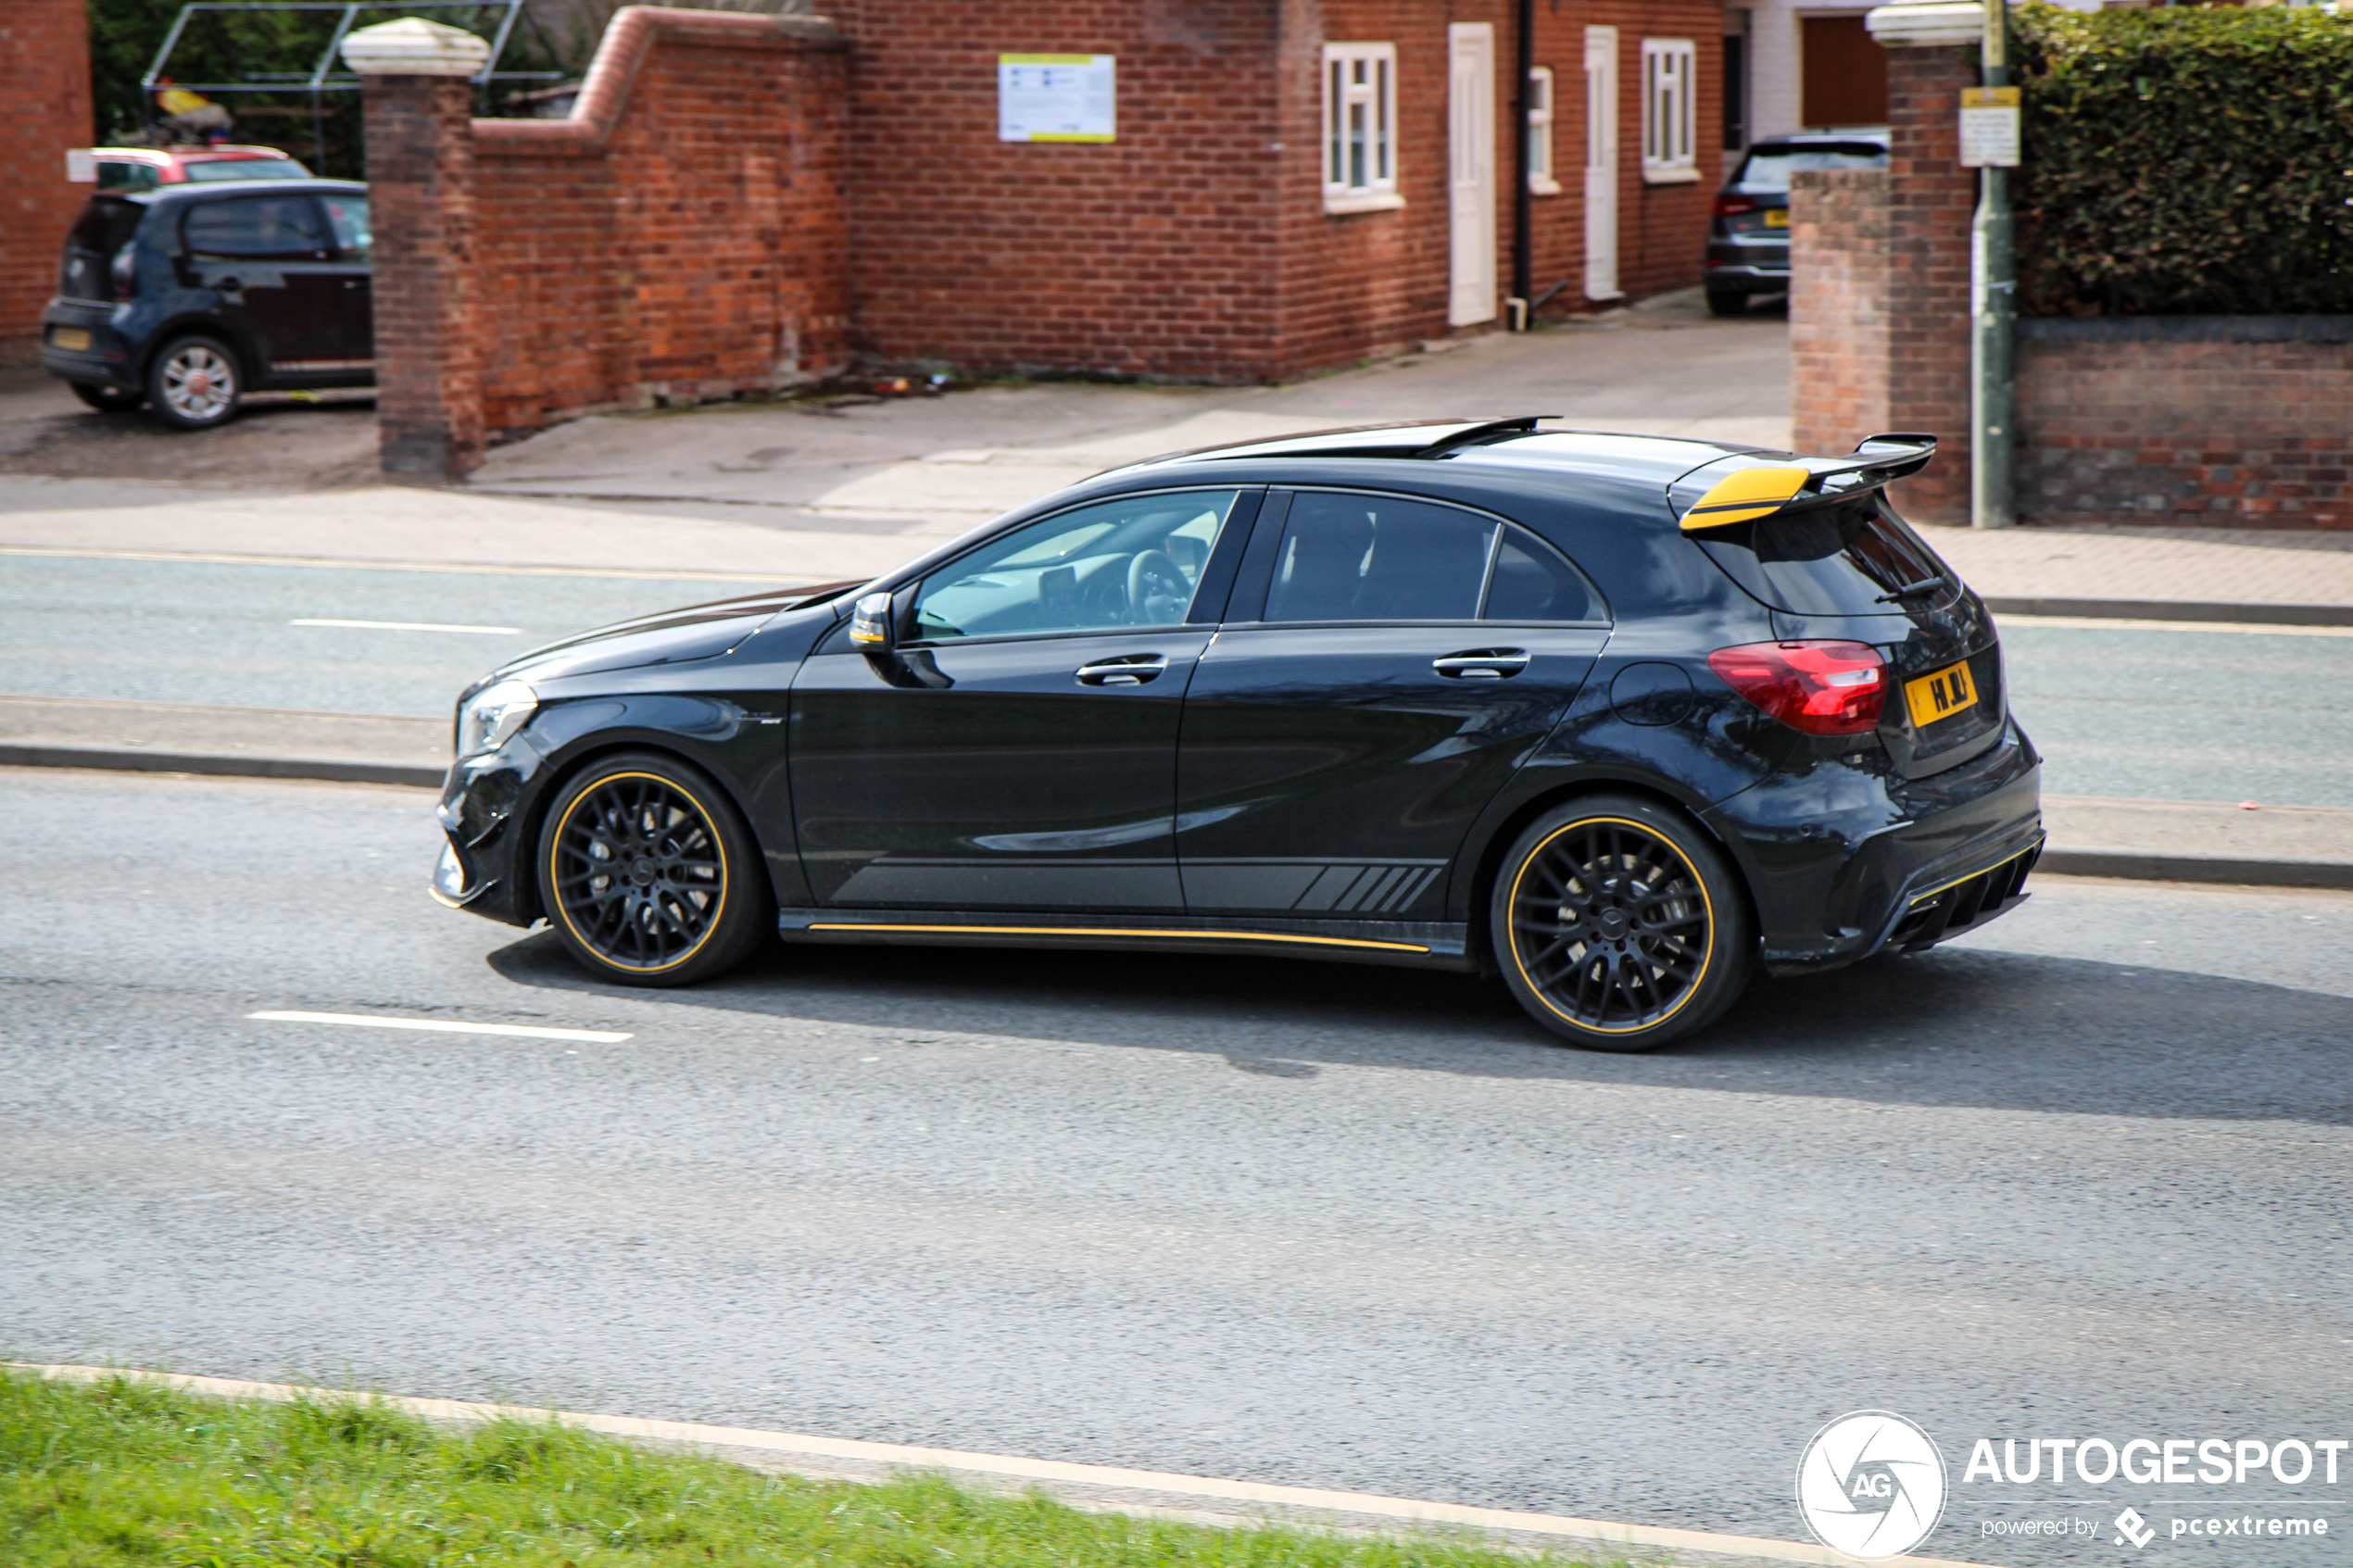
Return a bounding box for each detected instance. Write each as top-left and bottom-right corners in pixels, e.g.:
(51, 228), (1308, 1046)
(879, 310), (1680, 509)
(1970, 0), (2015, 528)
(1509, 0), (1536, 329)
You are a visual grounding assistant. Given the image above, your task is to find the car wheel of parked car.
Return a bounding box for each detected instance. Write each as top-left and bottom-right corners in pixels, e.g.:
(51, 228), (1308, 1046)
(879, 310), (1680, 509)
(1490, 795), (1755, 1051)
(146, 334), (243, 430)
(1705, 289), (1746, 318)
(536, 751), (773, 986)
(69, 382), (145, 413)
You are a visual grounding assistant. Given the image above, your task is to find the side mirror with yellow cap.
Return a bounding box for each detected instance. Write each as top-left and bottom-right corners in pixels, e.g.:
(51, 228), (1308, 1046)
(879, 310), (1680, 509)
(849, 590), (898, 651)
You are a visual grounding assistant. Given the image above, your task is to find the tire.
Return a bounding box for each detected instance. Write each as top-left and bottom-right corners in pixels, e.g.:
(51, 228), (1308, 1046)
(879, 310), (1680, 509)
(1489, 795), (1755, 1051)
(535, 751), (773, 986)
(69, 381), (145, 413)
(145, 334), (243, 429)
(1705, 289), (1747, 318)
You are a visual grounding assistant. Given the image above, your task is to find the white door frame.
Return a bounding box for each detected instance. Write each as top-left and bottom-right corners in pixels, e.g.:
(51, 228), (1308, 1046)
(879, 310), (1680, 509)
(1583, 25), (1622, 302)
(1447, 22), (1497, 327)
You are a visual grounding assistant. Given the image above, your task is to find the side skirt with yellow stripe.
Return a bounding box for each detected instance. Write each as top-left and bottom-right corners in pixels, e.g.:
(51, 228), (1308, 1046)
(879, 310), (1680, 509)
(776, 909), (1478, 971)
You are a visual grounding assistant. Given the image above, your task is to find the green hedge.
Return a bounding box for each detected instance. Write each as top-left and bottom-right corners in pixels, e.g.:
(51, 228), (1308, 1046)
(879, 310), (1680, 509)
(2013, 3), (2353, 317)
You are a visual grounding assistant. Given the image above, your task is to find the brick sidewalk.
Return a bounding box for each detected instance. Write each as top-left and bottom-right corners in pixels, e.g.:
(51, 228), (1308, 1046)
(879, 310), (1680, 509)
(1923, 522), (2353, 610)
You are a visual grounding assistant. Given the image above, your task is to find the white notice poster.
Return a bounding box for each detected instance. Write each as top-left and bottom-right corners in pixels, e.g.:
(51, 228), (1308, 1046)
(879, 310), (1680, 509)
(1957, 87), (2020, 169)
(999, 55), (1116, 143)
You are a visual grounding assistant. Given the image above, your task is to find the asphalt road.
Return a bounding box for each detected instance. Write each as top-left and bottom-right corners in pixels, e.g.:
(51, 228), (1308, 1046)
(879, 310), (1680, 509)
(4, 768), (2348, 1568)
(5, 551), (2349, 808)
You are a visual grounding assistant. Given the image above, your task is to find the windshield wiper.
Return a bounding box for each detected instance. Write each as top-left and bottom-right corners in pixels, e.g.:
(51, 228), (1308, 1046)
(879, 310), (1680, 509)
(1875, 579), (1946, 605)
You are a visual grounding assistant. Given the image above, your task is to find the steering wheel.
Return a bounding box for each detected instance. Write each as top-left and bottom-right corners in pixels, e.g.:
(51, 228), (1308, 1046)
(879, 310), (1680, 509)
(1125, 549), (1189, 625)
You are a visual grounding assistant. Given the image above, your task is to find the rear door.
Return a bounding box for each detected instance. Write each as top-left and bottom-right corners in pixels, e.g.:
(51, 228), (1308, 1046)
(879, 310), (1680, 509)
(316, 190), (374, 371)
(1175, 489), (1609, 919)
(178, 193), (343, 372)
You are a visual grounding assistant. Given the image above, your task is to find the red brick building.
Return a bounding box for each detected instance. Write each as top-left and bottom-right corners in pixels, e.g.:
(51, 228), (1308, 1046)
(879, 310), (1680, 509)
(0, 0), (94, 362)
(829, 0), (1726, 382)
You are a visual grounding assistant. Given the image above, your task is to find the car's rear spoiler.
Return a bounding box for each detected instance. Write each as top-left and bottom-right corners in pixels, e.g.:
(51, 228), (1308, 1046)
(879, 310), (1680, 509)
(1678, 433), (1937, 532)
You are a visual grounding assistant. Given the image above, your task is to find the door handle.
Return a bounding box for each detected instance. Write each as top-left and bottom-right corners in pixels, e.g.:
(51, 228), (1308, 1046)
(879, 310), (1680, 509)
(1076, 655), (1167, 687)
(1432, 648), (1530, 680)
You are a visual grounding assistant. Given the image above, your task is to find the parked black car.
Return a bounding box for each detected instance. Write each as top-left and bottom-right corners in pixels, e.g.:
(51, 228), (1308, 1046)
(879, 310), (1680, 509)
(1705, 134), (1888, 317)
(42, 179), (372, 429)
(434, 420), (2042, 1051)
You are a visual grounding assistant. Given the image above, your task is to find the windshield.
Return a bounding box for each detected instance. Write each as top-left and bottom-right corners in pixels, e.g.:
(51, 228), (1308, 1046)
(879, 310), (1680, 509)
(183, 158), (310, 182)
(1692, 494), (1949, 616)
(1731, 144), (1886, 192)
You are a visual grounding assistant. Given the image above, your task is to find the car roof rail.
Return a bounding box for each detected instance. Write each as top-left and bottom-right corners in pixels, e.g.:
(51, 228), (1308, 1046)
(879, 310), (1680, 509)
(1414, 414), (1559, 459)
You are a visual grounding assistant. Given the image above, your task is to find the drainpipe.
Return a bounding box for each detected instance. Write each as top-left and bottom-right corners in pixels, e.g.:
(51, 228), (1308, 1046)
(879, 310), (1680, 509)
(1970, 0), (2015, 528)
(1509, 0), (1535, 329)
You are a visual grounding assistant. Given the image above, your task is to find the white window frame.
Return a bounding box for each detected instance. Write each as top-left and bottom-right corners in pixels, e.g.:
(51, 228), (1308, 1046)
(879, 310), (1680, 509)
(1322, 42), (1403, 214)
(1527, 66), (1560, 194)
(1641, 38), (1700, 183)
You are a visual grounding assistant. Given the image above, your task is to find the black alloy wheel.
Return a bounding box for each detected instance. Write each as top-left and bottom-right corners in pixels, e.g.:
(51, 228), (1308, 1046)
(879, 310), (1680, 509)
(537, 752), (771, 985)
(69, 382), (145, 413)
(1491, 795), (1754, 1050)
(1705, 289), (1747, 318)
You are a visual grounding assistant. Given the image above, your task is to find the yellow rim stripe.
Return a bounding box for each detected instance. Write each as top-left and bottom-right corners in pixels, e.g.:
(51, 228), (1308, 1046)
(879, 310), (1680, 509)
(1680, 466), (1812, 530)
(547, 771), (727, 975)
(1505, 816), (1715, 1035)
(806, 923), (1429, 953)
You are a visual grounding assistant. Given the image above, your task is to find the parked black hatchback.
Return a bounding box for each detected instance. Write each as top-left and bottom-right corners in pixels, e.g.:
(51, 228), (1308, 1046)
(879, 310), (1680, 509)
(42, 179), (371, 428)
(434, 420), (2043, 1051)
(1704, 134), (1886, 317)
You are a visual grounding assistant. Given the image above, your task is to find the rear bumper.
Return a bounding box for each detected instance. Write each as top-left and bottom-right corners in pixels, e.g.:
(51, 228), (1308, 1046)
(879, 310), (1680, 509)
(40, 301), (135, 387)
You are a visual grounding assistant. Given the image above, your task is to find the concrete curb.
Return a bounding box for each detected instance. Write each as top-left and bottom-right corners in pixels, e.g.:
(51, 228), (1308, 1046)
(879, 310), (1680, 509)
(0, 743), (443, 791)
(15, 1364), (2000, 1568)
(2035, 847), (2353, 891)
(1982, 596), (2353, 628)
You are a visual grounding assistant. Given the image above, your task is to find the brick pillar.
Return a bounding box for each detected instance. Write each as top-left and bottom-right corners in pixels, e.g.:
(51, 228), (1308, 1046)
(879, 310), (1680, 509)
(359, 73), (484, 480)
(1791, 44), (1976, 522)
(0, 0), (94, 362)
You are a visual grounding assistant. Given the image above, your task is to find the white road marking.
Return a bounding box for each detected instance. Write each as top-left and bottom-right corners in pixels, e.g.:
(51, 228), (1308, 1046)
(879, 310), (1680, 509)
(249, 1010), (631, 1042)
(17, 1365), (1999, 1568)
(2001, 614), (2353, 638)
(290, 617), (522, 634)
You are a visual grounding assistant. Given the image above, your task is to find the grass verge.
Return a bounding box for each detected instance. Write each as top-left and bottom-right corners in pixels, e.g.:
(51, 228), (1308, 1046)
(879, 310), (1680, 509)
(3, 1368), (1615, 1568)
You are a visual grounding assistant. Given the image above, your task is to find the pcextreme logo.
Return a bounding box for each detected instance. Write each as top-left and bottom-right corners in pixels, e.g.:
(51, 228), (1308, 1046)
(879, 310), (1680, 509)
(1795, 1410), (1949, 1561)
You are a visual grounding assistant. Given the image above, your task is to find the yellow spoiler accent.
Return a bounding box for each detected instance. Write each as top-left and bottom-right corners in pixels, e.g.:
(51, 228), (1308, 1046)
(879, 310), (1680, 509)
(1680, 466), (1812, 530)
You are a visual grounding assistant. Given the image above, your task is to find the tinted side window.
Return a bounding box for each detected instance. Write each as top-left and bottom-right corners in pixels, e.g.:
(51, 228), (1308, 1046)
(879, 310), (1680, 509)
(1266, 493), (1495, 621)
(1484, 529), (1599, 622)
(321, 194), (371, 260)
(1692, 495), (1947, 616)
(182, 195), (326, 259)
(912, 490), (1241, 641)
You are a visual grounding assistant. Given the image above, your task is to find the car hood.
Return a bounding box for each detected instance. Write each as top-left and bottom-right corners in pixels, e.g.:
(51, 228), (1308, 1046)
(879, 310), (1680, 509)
(493, 585), (833, 683)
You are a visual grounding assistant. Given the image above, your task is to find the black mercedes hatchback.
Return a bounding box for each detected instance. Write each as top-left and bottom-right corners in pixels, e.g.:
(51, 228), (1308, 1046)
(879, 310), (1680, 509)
(42, 179), (372, 428)
(434, 420), (2043, 1051)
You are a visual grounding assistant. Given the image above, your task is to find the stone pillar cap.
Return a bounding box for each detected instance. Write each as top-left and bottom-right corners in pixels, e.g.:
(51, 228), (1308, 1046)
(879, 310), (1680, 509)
(1866, 0), (1986, 47)
(342, 18), (494, 77)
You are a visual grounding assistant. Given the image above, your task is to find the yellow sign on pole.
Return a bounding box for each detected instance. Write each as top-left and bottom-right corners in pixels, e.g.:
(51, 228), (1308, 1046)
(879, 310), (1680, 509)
(1958, 88), (2021, 168)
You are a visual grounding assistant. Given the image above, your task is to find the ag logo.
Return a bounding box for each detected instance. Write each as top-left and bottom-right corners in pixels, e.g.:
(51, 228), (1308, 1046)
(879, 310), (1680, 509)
(1794, 1411), (1948, 1561)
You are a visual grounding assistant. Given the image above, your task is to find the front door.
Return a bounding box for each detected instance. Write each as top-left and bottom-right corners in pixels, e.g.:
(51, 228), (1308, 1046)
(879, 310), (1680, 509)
(177, 193), (346, 372)
(1448, 23), (1498, 327)
(789, 488), (1254, 911)
(1584, 27), (1622, 302)
(1175, 490), (1609, 919)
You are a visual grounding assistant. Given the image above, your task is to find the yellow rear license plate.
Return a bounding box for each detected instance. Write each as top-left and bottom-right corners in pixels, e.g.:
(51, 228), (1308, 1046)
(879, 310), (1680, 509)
(1764, 209), (1790, 228)
(51, 328), (90, 351)
(1906, 659), (1979, 727)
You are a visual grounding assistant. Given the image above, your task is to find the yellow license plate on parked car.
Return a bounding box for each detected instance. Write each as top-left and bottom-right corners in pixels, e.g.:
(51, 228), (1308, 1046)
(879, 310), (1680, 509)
(1764, 209), (1790, 228)
(1905, 659), (1978, 727)
(51, 328), (89, 351)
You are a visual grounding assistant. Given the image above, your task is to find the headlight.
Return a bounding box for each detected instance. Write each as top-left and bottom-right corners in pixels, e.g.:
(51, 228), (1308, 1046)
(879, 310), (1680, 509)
(454, 679), (536, 759)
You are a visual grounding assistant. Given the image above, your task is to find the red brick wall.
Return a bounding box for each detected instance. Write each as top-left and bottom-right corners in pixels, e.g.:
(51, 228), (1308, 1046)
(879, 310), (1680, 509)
(1790, 44), (1973, 520)
(829, 0), (1718, 383)
(0, 0), (94, 362)
(2019, 331), (2352, 529)
(467, 9), (851, 438)
(367, 75), (484, 476)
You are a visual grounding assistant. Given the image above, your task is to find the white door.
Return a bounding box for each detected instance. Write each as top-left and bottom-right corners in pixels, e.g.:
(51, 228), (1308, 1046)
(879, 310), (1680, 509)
(1448, 22), (1497, 327)
(1584, 26), (1621, 302)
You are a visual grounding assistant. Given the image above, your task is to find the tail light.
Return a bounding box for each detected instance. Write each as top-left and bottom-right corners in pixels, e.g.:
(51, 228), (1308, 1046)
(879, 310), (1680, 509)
(1707, 641), (1887, 735)
(1712, 193), (1758, 218)
(110, 242), (137, 303)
